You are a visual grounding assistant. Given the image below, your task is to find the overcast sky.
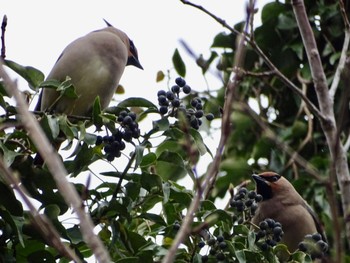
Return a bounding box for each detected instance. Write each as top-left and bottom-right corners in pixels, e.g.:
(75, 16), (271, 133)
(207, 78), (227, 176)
(1, 0), (271, 101)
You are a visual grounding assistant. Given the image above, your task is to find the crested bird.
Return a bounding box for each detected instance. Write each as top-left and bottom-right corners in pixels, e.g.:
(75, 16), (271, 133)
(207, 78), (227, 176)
(36, 20), (143, 116)
(34, 21), (143, 164)
(251, 171), (327, 252)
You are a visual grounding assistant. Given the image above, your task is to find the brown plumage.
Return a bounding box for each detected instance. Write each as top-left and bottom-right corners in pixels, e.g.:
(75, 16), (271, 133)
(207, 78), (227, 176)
(252, 171), (326, 252)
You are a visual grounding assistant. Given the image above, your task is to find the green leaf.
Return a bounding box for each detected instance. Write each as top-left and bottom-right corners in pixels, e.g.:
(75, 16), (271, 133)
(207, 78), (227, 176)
(0, 182), (23, 216)
(92, 96), (103, 131)
(189, 128), (209, 156)
(4, 60), (44, 89)
(44, 204), (61, 220)
(235, 250), (246, 263)
(57, 77), (78, 99)
(211, 32), (235, 49)
(134, 145), (145, 170)
(153, 117), (169, 131)
(140, 172), (162, 192)
(172, 48), (186, 77)
(117, 97), (158, 109)
(115, 257), (139, 263)
(155, 151), (187, 181)
(140, 152), (157, 168)
(138, 213), (167, 226)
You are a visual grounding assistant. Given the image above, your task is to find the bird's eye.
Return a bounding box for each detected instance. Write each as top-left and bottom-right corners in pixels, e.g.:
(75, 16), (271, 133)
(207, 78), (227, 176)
(263, 174), (281, 182)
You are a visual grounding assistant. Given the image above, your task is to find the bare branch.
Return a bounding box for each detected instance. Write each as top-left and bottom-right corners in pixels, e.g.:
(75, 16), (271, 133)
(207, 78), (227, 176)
(1, 15), (7, 59)
(329, 0), (350, 98)
(0, 63), (111, 263)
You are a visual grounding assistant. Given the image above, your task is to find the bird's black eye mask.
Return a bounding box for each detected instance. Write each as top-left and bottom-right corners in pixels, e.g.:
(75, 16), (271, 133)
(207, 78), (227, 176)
(261, 174), (281, 183)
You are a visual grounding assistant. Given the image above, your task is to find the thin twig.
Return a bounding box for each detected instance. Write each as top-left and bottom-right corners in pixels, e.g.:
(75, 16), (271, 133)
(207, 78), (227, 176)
(0, 158), (81, 262)
(1, 15), (7, 59)
(0, 62), (111, 262)
(329, 0), (350, 99)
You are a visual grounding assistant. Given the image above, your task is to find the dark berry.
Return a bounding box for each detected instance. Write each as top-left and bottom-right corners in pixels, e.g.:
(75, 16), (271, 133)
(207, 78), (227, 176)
(157, 90), (166, 97)
(298, 242), (308, 252)
(106, 154), (115, 162)
(171, 99), (181, 107)
(216, 235), (224, 243)
(182, 84), (191, 94)
(205, 113), (214, 121)
(256, 230), (266, 239)
(191, 99), (199, 108)
(316, 240), (328, 252)
(245, 199), (253, 207)
(119, 110), (128, 117)
(159, 106), (168, 115)
(175, 77), (186, 87)
(238, 187), (248, 195)
(173, 223), (180, 230)
(195, 103), (203, 110)
(259, 221), (268, 230)
(195, 110), (204, 118)
(122, 130), (133, 142)
(250, 203), (258, 214)
(166, 91), (175, 100)
(95, 136), (103, 145)
(207, 238), (216, 246)
(128, 112), (137, 121)
(273, 226), (283, 236)
(158, 95), (168, 105)
(255, 194), (263, 202)
(219, 241), (227, 249)
(265, 218), (275, 228)
(260, 242), (269, 251)
(190, 118), (199, 129)
(198, 240), (205, 248)
(312, 233), (322, 241)
(104, 144), (112, 153)
(171, 85), (180, 93)
(123, 115), (133, 125)
(248, 190), (257, 199)
(266, 239), (276, 247)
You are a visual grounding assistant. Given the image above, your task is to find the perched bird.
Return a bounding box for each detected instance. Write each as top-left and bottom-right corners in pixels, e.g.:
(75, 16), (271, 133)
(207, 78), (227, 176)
(36, 20), (143, 116)
(34, 21), (142, 165)
(251, 171), (326, 252)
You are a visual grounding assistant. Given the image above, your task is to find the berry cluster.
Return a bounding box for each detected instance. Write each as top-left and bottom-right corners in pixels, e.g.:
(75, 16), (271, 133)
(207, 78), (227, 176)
(156, 77), (214, 130)
(230, 187), (263, 222)
(255, 218), (284, 250)
(298, 233), (328, 259)
(199, 235), (228, 262)
(95, 110), (140, 161)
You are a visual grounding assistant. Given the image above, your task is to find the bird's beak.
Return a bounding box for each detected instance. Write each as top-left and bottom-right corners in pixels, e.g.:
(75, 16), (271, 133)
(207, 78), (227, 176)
(127, 56), (143, 70)
(252, 174), (266, 184)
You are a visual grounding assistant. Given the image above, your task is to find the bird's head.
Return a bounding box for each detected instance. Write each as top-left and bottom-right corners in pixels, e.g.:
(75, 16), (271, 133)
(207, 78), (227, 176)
(252, 172), (295, 201)
(103, 19), (143, 70)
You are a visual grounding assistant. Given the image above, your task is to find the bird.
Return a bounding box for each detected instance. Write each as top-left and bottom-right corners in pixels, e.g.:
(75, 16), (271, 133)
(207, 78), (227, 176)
(36, 20), (143, 116)
(34, 21), (143, 165)
(251, 171), (327, 252)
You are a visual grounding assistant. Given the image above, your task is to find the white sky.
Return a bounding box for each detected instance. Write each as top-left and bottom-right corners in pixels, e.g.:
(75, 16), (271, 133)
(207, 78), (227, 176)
(1, 0), (271, 101)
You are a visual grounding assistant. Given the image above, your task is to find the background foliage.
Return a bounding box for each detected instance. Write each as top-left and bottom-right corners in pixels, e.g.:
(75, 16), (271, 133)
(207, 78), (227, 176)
(0, 0), (349, 262)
